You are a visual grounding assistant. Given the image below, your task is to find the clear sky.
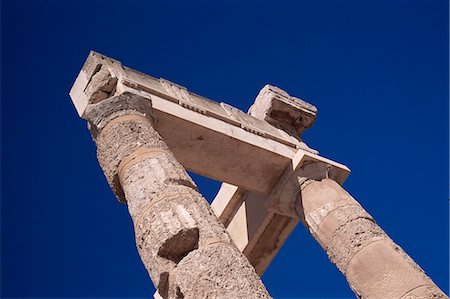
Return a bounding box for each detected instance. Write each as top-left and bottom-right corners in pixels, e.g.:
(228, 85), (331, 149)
(1, 0), (448, 298)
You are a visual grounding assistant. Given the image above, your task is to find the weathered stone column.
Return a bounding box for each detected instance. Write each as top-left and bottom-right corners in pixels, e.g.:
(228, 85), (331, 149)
(299, 178), (446, 299)
(248, 85), (447, 299)
(84, 93), (271, 299)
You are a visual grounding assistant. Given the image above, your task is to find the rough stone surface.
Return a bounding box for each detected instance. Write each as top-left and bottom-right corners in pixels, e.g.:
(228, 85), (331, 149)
(94, 113), (166, 202)
(84, 65), (118, 104)
(314, 204), (372, 249)
(90, 109), (270, 298)
(248, 84), (317, 137)
(301, 179), (447, 299)
(85, 92), (154, 136)
(175, 243), (271, 299)
(327, 217), (387, 273)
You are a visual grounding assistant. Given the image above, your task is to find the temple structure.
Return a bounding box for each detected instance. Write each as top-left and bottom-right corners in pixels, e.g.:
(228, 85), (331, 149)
(69, 51), (446, 299)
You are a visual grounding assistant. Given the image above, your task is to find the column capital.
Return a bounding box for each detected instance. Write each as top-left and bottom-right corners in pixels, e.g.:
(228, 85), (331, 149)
(84, 92), (155, 139)
(267, 149), (350, 218)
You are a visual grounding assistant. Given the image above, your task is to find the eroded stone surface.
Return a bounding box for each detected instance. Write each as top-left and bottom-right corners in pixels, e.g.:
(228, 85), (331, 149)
(300, 179), (446, 299)
(175, 243), (271, 299)
(346, 240), (432, 299)
(70, 52), (446, 299)
(89, 108), (270, 298)
(84, 65), (118, 103)
(400, 285), (447, 299)
(326, 217), (387, 273)
(314, 204), (372, 249)
(94, 113), (166, 202)
(248, 84), (317, 137)
(300, 179), (373, 249)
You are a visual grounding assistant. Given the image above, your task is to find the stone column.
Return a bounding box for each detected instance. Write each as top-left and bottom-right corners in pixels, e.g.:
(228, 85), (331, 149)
(300, 178), (446, 299)
(85, 93), (271, 299)
(249, 84), (446, 299)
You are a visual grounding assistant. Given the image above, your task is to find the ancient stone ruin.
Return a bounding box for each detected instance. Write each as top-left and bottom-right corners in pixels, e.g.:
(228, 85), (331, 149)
(69, 51), (446, 299)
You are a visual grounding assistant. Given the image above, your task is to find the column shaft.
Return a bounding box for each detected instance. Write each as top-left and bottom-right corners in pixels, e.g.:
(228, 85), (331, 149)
(94, 113), (271, 298)
(300, 179), (446, 299)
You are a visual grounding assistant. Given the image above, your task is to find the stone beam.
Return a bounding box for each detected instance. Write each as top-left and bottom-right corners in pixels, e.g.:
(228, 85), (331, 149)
(70, 51), (318, 195)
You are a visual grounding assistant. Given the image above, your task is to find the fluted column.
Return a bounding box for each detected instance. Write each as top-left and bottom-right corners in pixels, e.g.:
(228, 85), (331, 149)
(299, 178), (446, 299)
(85, 94), (271, 299)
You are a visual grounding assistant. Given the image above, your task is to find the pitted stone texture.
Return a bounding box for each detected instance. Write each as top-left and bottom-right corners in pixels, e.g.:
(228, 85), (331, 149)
(91, 110), (270, 297)
(400, 285), (447, 299)
(313, 204), (372, 249)
(111, 122), (269, 298)
(120, 149), (233, 292)
(301, 179), (447, 299)
(95, 114), (168, 202)
(128, 189), (232, 286)
(84, 65), (117, 104)
(175, 243), (271, 299)
(346, 240), (436, 299)
(85, 92), (154, 137)
(248, 84), (317, 137)
(121, 157), (229, 246)
(327, 217), (387, 274)
(124, 185), (232, 286)
(301, 179), (372, 249)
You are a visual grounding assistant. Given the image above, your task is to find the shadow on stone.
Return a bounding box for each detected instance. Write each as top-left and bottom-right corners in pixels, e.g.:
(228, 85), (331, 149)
(158, 227), (200, 264)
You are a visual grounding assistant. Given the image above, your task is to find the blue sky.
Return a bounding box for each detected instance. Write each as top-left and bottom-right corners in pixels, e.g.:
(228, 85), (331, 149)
(1, 0), (448, 298)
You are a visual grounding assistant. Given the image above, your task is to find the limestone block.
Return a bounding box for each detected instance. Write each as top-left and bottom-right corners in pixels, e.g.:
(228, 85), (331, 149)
(225, 201), (249, 252)
(248, 84), (317, 136)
